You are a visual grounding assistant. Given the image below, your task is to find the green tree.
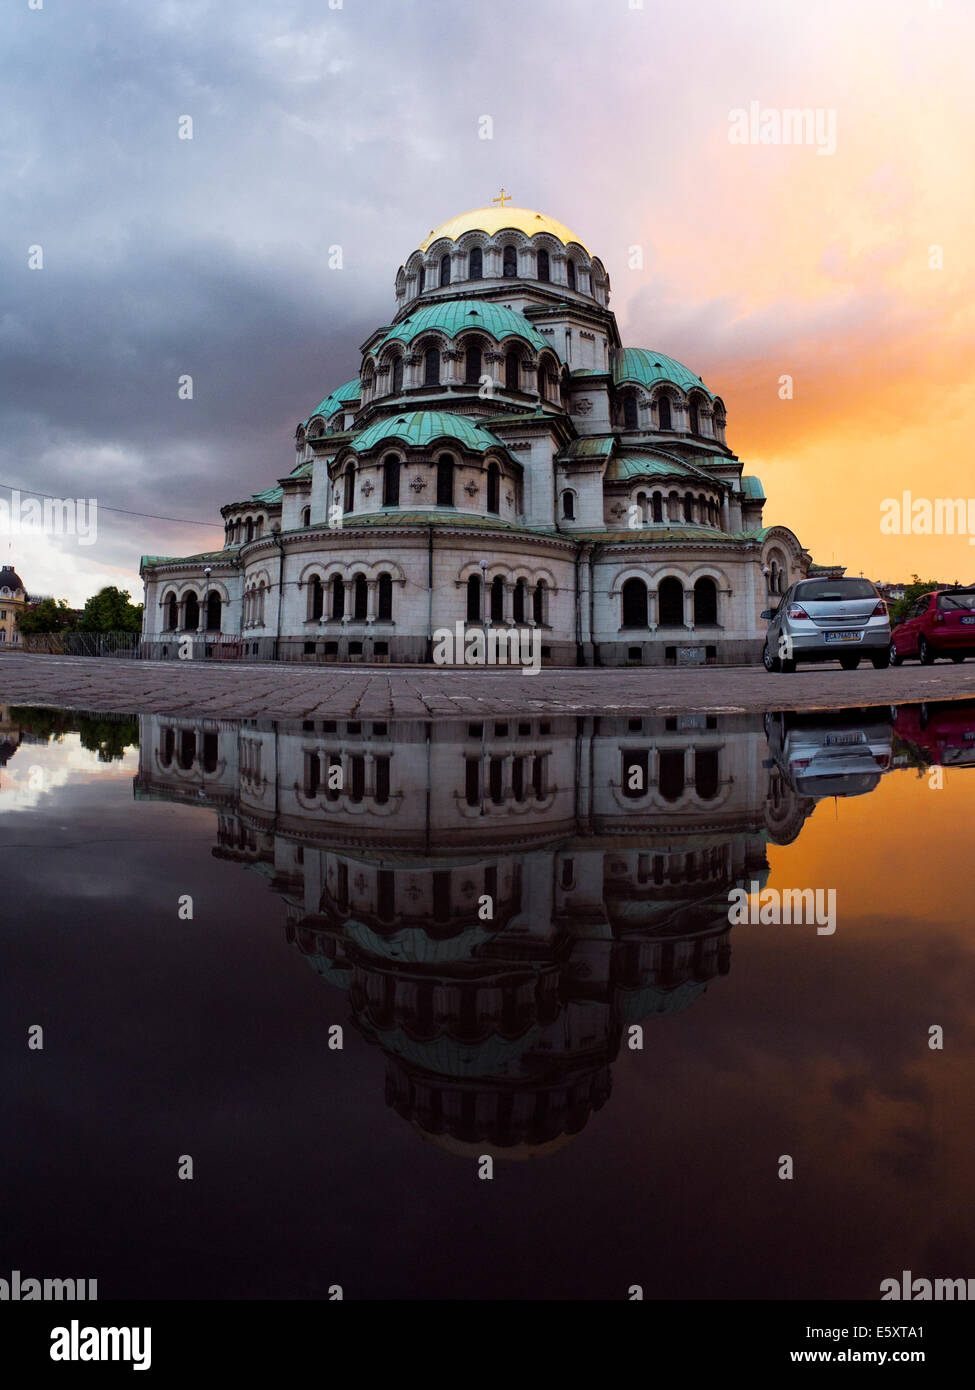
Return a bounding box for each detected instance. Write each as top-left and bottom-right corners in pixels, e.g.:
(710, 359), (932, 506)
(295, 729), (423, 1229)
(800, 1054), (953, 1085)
(889, 577), (940, 623)
(78, 586), (143, 633)
(17, 598), (76, 634)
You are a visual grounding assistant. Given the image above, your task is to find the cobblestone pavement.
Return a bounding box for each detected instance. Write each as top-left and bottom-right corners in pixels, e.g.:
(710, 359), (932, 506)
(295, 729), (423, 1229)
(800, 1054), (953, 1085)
(3, 652), (975, 719)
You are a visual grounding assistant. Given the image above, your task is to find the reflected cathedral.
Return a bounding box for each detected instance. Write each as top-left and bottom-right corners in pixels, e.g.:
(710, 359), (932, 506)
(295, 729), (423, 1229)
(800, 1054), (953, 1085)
(134, 709), (894, 1158)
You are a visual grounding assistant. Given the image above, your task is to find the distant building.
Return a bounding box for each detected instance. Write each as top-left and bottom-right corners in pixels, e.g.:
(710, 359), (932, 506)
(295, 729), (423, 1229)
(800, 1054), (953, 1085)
(0, 566), (26, 647)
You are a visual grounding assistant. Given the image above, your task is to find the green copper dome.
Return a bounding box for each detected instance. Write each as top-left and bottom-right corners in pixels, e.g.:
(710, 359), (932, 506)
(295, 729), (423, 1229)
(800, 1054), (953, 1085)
(349, 410), (509, 454)
(305, 377), (361, 425)
(612, 348), (713, 398)
(376, 299), (552, 355)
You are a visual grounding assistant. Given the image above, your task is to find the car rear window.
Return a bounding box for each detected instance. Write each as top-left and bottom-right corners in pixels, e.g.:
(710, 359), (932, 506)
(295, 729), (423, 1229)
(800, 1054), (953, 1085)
(794, 579), (878, 601)
(937, 590), (975, 611)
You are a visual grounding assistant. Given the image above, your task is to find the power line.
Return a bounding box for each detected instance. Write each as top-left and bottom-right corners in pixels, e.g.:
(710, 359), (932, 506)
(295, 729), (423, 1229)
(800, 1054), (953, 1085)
(0, 480), (222, 528)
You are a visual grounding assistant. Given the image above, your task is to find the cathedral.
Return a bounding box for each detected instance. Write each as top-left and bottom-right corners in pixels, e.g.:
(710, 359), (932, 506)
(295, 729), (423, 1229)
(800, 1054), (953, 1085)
(141, 199), (823, 666)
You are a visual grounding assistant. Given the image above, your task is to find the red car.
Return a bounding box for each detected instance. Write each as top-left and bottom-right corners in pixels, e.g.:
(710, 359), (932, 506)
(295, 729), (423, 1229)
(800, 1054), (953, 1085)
(891, 700), (975, 767)
(889, 587), (975, 665)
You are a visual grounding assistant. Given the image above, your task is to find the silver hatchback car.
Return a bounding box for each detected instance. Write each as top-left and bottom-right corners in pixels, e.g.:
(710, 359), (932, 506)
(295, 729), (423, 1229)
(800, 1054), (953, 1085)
(762, 577), (891, 673)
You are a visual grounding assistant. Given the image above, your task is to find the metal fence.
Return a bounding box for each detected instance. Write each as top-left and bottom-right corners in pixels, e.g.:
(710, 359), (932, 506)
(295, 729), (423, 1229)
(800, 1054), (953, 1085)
(20, 631), (144, 658)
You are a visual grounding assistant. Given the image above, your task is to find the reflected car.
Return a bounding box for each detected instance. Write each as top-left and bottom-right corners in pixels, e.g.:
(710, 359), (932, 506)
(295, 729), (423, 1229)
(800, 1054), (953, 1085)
(891, 700), (975, 767)
(765, 710), (893, 797)
(889, 587), (975, 666)
(762, 577), (891, 673)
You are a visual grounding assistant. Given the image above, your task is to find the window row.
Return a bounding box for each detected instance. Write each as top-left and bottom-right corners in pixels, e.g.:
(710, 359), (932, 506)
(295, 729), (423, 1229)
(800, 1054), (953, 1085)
(307, 572), (395, 622)
(225, 514), (265, 545)
(620, 576), (719, 628)
(163, 590), (223, 632)
(618, 392), (723, 436)
(466, 574), (548, 625)
(365, 344), (561, 401)
(621, 748), (721, 802)
(417, 245), (575, 290)
(339, 457), (510, 513)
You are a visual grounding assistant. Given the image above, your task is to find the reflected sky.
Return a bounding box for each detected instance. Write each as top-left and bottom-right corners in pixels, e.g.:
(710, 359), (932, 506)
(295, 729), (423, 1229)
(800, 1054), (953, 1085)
(1, 700), (973, 1300)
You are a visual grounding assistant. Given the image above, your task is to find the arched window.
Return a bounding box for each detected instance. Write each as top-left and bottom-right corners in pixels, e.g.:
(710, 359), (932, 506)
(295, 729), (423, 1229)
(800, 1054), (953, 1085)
(424, 346), (440, 386)
(658, 576), (684, 626)
(695, 749), (720, 800)
(377, 573), (393, 621)
(561, 491), (575, 520)
(503, 244), (518, 277)
(621, 578), (648, 628)
(505, 350), (520, 392)
(566, 258), (576, 290)
(206, 591), (221, 632)
(683, 492), (695, 523)
(464, 344), (482, 385)
(537, 248), (550, 281)
(436, 456), (454, 507)
(330, 573), (345, 619)
(688, 400), (700, 434)
(382, 456), (400, 507)
(486, 461), (500, 513)
(391, 357), (404, 394)
(179, 731), (196, 771)
(343, 463), (355, 513)
(694, 576), (718, 625)
(467, 574), (481, 622)
(161, 728), (175, 767)
(652, 492), (663, 523)
(353, 574), (368, 620)
(301, 506), (310, 528)
(183, 591), (199, 630)
(439, 254), (451, 286)
(417, 263), (425, 293)
(165, 593), (178, 630)
(623, 394), (639, 430)
(490, 575), (505, 622)
(469, 246), (482, 279)
(658, 750), (686, 802)
(657, 395), (672, 430)
(245, 517), (254, 542)
(533, 580), (545, 625)
(513, 578), (526, 623)
(302, 574), (320, 622)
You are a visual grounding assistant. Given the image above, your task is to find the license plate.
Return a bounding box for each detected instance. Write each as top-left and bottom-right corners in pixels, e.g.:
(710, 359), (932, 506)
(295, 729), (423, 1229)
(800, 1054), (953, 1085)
(962, 616), (975, 625)
(824, 631), (862, 642)
(825, 733), (866, 746)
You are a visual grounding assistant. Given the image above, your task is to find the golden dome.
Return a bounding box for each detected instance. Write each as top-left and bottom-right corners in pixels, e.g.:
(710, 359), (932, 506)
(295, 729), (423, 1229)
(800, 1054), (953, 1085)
(418, 205), (590, 254)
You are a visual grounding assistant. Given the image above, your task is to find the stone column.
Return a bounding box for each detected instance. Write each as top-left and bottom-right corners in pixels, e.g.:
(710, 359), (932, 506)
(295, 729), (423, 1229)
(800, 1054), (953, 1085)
(648, 588), (659, 632)
(366, 579), (378, 621)
(684, 590), (695, 628)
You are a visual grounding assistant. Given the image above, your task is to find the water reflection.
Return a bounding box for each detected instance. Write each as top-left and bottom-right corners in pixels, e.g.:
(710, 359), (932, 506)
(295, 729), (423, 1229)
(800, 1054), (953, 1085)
(120, 704), (920, 1158)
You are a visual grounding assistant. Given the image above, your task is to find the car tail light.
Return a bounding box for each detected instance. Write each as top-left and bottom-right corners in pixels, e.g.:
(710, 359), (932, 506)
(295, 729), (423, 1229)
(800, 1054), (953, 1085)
(875, 753), (890, 769)
(788, 605), (810, 620)
(792, 758), (811, 770)
(872, 600), (887, 617)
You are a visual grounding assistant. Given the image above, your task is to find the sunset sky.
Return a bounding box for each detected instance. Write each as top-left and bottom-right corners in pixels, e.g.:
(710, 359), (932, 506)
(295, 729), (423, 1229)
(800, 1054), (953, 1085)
(2, 0), (972, 605)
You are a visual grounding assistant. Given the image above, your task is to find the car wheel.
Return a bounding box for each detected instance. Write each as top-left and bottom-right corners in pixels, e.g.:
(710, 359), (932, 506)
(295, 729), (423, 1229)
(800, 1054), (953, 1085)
(918, 635), (936, 665)
(950, 654), (965, 663)
(889, 640), (904, 667)
(762, 641), (781, 673)
(871, 650), (891, 669)
(839, 655), (860, 670)
(780, 657), (797, 674)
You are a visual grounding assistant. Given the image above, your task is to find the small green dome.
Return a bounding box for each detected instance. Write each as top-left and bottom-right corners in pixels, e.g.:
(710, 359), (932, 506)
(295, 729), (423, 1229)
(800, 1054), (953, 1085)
(349, 410), (509, 454)
(613, 348), (713, 398)
(376, 299), (552, 355)
(305, 377), (360, 425)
